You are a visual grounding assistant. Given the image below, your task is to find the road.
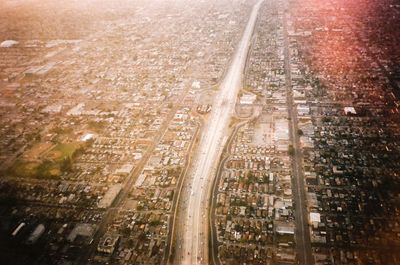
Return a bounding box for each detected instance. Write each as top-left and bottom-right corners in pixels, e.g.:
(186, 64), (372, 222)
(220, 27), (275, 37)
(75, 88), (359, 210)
(209, 118), (250, 265)
(79, 79), (198, 265)
(165, 119), (201, 263)
(176, 0), (264, 264)
(282, 10), (313, 265)
(78, 107), (177, 265)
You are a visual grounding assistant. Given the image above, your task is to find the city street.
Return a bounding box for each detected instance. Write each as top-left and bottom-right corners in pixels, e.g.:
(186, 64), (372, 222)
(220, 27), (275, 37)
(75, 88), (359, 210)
(283, 10), (313, 265)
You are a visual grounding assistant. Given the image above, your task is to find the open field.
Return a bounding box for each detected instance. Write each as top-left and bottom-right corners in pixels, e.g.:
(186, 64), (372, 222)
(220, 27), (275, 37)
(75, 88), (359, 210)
(9, 142), (81, 178)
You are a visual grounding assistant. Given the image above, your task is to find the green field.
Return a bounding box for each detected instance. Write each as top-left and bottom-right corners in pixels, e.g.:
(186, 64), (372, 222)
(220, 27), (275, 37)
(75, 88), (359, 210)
(48, 143), (81, 161)
(10, 142), (81, 179)
(11, 160), (41, 178)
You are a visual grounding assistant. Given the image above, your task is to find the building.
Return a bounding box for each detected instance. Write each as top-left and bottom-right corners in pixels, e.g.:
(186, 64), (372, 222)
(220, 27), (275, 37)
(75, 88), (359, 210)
(97, 233), (120, 254)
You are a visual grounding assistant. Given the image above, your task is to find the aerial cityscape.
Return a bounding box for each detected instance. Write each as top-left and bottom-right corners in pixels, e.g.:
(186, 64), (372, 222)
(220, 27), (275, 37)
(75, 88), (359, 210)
(0, 0), (399, 264)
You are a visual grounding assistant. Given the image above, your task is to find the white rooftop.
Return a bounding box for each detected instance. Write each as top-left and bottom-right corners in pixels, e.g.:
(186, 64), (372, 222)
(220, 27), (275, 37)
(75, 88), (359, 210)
(344, 106), (356, 115)
(0, 40), (18, 48)
(80, 133), (94, 142)
(310, 212), (321, 223)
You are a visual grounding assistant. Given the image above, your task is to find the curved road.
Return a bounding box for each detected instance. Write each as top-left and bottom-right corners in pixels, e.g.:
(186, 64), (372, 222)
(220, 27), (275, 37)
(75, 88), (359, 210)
(177, 0), (264, 264)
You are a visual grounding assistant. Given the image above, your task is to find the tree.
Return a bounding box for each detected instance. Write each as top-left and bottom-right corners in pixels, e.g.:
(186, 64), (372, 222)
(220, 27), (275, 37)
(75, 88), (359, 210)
(61, 157), (73, 172)
(234, 224), (243, 233)
(36, 160), (54, 178)
(288, 145), (295, 156)
(322, 117), (332, 123)
(297, 129), (304, 136)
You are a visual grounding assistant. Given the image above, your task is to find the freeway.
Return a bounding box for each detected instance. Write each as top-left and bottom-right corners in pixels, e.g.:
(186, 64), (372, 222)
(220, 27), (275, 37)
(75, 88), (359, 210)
(177, 0), (264, 264)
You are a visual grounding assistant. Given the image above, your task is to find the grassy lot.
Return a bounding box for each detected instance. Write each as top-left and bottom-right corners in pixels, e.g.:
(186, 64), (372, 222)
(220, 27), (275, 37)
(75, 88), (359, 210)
(10, 160), (41, 178)
(10, 142), (81, 179)
(276, 233), (295, 245)
(87, 120), (107, 132)
(22, 142), (53, 160)
(48, 142), (81, 161)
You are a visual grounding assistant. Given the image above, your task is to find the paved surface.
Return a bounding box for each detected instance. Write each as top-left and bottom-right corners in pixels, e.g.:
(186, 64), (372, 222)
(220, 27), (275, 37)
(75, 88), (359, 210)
(176, 1), (264, 264)
(78, 80), (198, 265)
(283, 10), (313, 265)
(78, 108), (177, 265)
(209, 119), (250, 265)
(165, 120), (201, 264)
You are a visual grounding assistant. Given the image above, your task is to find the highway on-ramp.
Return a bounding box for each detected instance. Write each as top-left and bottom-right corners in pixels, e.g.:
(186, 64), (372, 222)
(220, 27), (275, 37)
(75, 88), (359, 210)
(177, 0), (264, 264)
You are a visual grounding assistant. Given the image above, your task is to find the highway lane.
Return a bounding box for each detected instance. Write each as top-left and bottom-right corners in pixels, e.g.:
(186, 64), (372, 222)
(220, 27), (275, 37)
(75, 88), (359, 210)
(165, 119), (201, 263)
(178, 0), (264, 264)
